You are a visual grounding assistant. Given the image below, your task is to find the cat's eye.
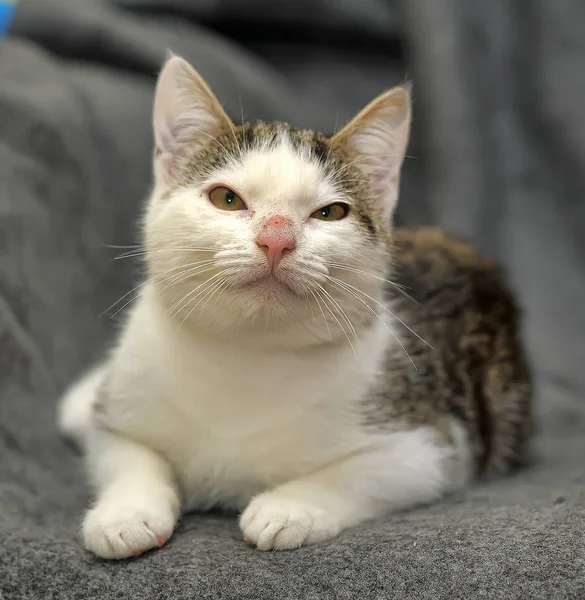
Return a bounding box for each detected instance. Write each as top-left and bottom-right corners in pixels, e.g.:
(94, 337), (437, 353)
(311, 202), (349, 221)
(208, 186), (247, 211)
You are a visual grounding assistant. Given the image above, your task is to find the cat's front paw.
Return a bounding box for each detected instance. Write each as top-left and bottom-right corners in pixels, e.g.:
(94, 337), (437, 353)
(240, 493), (341, 551)
(83, 495), (178, 559)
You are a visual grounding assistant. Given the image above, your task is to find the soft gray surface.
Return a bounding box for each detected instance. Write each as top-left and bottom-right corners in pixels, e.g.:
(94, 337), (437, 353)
(1, 1), (584, 598)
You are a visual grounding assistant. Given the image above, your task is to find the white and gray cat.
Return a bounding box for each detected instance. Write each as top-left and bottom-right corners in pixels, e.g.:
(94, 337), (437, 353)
(59, 56), (532, 559)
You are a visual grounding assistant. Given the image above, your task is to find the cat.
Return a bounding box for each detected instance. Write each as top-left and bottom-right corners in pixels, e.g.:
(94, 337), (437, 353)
(58, 55), (532, 559)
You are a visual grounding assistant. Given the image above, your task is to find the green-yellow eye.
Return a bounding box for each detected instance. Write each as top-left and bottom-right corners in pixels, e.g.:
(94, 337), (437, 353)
(208, 186), (247, 211)
(311, 202), (349, 221)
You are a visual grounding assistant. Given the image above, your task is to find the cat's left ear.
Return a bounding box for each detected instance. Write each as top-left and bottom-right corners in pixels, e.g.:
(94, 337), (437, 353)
(332, 86), (411, 220)
(153, 55), (234, 185)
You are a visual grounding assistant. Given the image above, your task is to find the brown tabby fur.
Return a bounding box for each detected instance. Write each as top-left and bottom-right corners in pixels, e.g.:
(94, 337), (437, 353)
(377, 228), (533, 475)
(170, 120), (533, 477)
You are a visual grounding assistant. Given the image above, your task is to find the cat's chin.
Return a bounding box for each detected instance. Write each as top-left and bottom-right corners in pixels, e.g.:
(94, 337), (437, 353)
(227, 273), (312, 321)
(235, 270), (307, 298)
(243, 277), (288, 293)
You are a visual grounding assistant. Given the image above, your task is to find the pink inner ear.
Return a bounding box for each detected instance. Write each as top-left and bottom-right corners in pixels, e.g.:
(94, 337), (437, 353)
(348, 125), (408, 218)
(153, 56), (229, 172)
(157, 128), (176, 155)
(156, 152), (175, 184)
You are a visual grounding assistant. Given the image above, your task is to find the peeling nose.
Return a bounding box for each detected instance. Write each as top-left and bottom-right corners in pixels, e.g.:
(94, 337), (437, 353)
(256, 216), (296, 267)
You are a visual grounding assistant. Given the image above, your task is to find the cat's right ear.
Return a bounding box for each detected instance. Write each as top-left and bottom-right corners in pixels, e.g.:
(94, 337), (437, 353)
(153, 55), (233, 186)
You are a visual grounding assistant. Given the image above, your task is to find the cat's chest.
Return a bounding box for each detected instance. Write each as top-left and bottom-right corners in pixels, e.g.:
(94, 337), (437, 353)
(143, 383), (358, 510)
(114, 312), (388, 509)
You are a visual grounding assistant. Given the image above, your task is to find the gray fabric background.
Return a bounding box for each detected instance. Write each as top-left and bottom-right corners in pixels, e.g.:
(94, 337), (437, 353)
(1, 1), (584, 598)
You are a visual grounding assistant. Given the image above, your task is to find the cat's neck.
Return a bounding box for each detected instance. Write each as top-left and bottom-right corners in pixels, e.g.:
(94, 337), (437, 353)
(140, 281), (355, 354)
(138, 280), (391, 358)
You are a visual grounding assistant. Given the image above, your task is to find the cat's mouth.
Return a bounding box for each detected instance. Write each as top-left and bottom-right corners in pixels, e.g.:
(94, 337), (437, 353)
(237, 267), (304, 296)
(243, 272), (294, 292)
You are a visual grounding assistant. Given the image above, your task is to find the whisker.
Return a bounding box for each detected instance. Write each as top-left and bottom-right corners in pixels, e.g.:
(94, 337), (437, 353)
(326, 153), (418, 187)
(114, 247), (217, 260)
(325, 263), (410, 291)
(325, 276), (417, 370)
(308, 289), (331, 341)
(191, 126), (233, 158)
(99, 281), (146, 318)
(225, 114), (241, 155)
(156, 260), (218, 294)
(305, 289), (316, 321)
(106, 289), (143, 320)
(198, 275), (231, 316)
(315, 285), (356, 356)
(238, 93), (248, 153)
(168, 270), (225, 320)
(324, 262), (417, 305)
(325, 111), (340, 165)
(105, 244), (141, 250)
(341, 154), (418, 171)
(179, 274), (228, 328)
(100, 259), (217, 319)
(317, 284), (358, 341)
(327, 275), (432, 349)
(205, 275), (231, 311)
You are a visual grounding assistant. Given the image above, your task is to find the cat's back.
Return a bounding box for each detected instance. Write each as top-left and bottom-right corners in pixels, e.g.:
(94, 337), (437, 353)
(380, 227), (533, 476)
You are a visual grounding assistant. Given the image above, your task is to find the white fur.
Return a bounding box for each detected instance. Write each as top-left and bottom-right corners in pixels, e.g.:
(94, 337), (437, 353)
(58, 363), (105, 449)
(60, 57), (472, 559)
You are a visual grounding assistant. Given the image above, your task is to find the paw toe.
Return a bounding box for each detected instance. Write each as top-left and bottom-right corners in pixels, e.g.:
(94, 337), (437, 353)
(83, 503), (176, 559)
(240, 494), (339, 551)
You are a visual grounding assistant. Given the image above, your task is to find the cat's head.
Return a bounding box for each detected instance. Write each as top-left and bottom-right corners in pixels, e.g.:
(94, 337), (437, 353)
(144, 56), (411, 344)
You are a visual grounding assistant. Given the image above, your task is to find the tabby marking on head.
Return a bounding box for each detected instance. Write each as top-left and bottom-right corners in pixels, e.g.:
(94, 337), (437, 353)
(58, 55), (532, 560)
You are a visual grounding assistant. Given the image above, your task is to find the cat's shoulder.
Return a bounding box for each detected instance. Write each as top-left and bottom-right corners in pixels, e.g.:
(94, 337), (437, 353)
(392, 227), (495, 271)
(390, 226), (518, 317)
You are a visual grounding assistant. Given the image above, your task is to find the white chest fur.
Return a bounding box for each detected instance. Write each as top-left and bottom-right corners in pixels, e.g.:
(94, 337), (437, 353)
(104, 289), (391, 511)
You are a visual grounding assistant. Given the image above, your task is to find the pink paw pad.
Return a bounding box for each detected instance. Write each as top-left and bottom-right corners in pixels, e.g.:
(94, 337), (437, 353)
(156, 535), (168, 547)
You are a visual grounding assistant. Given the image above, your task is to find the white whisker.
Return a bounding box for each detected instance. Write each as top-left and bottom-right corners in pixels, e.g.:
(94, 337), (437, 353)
(308, 289), (331, 341)
(99, 282), (146, 319)
(168, 270), (225, 320)
(324, 262), (417, 304)
(101, 259), (219, 319)
(325, 262), (409, 290)
(305, 289), (316, 321)
(327, 275), (432, 349)
(315, 285), (356, 356)
(326, 153), (417, 186)
(317, 284), (358, 342)
(105, 244), (141, 250)
(179, 274), (228, 328)
(325, 111), (340, 165)
(238, 93), (247, 153)
(206, 275), (231, 310)
(191, 126), (233, 158)
(115, 247), (217, 260)
(226, 115), (241, 155)
(325, 276), (418, 370)
(156, 260), (218, 294)
(106, 289), (143, 320)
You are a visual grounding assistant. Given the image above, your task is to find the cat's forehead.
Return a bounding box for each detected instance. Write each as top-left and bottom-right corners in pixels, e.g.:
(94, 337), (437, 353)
(214, 127), (339, 208)
(176, 120), (379, 230)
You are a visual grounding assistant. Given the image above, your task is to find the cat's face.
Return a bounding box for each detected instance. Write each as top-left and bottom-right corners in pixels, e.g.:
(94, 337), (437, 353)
(144, 57), (410, 342)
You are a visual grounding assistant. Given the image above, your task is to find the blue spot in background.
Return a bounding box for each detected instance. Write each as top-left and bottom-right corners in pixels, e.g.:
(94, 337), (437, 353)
(0, 1), (18, 37)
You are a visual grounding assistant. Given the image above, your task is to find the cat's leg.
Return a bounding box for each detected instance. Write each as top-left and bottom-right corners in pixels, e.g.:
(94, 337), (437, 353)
(82, 428), (180, 559)
(58, 363), (107, 448)
(240, 423), (471, 550)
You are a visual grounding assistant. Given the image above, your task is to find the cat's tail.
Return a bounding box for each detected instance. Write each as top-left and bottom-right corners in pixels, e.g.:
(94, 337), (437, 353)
(58, 363), (107, 449)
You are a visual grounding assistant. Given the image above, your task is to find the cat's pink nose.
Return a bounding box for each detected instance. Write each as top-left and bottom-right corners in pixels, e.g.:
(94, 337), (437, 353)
(256, 216), (296, 268)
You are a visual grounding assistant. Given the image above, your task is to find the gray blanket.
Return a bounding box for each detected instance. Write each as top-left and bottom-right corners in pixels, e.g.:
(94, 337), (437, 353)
(1, 1), (584, 598)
